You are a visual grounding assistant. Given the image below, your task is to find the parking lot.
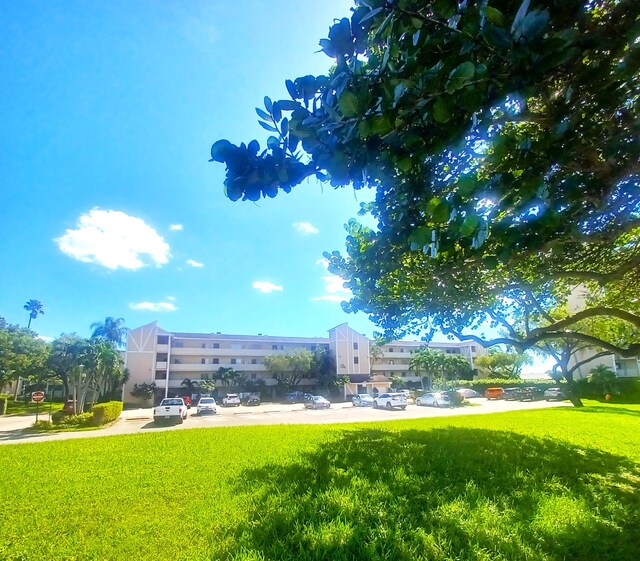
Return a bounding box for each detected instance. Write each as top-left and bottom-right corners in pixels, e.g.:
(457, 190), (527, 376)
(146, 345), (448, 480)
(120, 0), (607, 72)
(0, 398), (570, 444)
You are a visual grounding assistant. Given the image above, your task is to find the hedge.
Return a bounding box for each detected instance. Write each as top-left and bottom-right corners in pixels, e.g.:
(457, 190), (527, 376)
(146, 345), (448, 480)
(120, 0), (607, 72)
(451, 379), (559, 393)
(91, 401), (123, 426)
(0, 395), (8, 415)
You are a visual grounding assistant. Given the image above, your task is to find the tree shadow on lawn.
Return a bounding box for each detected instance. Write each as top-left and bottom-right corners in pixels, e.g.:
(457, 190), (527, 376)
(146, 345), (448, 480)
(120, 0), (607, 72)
(573, 405), (640, 417)
(222, 428), (640, 561)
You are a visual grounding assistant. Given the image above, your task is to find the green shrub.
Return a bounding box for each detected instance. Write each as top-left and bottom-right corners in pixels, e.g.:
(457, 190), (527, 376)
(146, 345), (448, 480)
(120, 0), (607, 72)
(32, 420), (53, 430)
(91, 401), (123, 426)
(452, 379), (557, 393)
(0, 395), (8, 415)
(51, 411), (93, 427)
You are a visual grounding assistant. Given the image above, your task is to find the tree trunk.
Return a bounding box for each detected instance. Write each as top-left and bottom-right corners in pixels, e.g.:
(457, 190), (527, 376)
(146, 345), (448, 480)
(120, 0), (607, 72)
(563, 371), (584, 407)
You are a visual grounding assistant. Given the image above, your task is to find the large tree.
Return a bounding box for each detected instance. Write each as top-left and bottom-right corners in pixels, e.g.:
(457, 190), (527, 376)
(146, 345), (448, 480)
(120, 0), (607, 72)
(90, 317), (128, 348)
(475, 349), (531, 379)
(210, 1), (640, 405)
(264, 351), (314, 390)
(0, 317), (50, 392)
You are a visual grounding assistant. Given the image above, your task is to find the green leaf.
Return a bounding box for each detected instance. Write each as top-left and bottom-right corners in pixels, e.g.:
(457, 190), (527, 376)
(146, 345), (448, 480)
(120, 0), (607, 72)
(255, 108), (271, 121)
(338, 90), (360, 118)
(456, 175), (476, 197)
(433, 98), (451, 123)
(369, 115), (393, 135)
(481, 6), (505, 26)
(460, 214), (480, 237)
(264, 96), (273, 112)
(483, 25), (511, 49)
(285, 79), (298, 100)
(520, 9), (549, 42)
(210, 139), (234, 163)
(258, 121), (278, 133)
(426, 197), (451, 223)
(446, 61), (475, 93)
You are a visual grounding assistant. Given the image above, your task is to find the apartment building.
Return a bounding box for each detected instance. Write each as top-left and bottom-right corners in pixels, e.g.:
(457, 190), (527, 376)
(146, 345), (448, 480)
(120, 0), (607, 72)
(124, 321), (485, 404)
(568, 348), (640, 380)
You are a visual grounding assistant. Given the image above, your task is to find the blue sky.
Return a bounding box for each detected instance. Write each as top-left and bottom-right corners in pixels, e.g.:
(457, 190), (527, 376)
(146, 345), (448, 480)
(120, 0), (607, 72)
(0, 1), (551, 375)
(0, 0), (388, 341)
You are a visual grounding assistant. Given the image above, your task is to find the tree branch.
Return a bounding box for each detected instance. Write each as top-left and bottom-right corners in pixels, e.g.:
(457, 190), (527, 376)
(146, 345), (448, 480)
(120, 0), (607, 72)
(528, 307), (640, 337)
(568, 351), (614, 376)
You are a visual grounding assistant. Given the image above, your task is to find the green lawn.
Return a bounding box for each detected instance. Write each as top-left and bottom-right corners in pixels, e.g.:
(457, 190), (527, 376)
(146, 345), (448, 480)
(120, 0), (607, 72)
(3, 399), (64, 416)
(1, 403), (639, 561)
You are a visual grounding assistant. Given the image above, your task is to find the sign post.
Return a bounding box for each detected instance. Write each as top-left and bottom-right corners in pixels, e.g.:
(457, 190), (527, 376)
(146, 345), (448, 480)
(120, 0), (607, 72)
(31, 391), (45, 422)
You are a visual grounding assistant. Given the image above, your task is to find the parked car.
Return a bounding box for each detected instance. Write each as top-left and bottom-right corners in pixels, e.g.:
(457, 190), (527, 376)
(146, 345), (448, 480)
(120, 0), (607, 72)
(416, 392), (452, 407)
(456, 388), (481, 399)
(397, 389), (415, 403)
(374, 393), (407, 410)
(153, 398), (188, 424)
(484, 387), (505, 400)
(352, 394), (374, 407)
(543, 387), (565, 401)
(196, 397), (217, 415)
(222, 393), (241, 407)
(518, 387), (544, 401)
(62, 399), (77, 414)
(503, 387), (520, 401)
(241, 394), (261, 406)
(284, 391), (313, 404)
(304, 395), (331, 409)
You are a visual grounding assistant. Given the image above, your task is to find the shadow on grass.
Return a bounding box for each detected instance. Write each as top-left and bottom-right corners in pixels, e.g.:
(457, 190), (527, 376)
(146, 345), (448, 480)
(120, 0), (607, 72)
(224, 428), (640, 561)
(573, 405), (640, 417)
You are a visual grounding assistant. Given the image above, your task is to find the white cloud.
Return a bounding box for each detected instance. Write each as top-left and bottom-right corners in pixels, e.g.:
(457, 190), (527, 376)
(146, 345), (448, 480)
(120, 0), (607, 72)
(312, 274), (351, 303)
(38, 335), (55, 343)
(311, 295), (344, 302)
(186, 259), (204, 268)
(55, 209), (170, 270)
(293, 222), (319, 235)
(166, 296), (176, 301)
(129, 301), (177, 312)
(253, 281), (284, 293)
(169, 224), (184, 231)
(316, 258), (329, 269)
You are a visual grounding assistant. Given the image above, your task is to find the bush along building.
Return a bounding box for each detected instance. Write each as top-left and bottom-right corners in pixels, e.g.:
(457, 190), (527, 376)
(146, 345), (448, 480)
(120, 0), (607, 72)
(124, 322), (485, 405)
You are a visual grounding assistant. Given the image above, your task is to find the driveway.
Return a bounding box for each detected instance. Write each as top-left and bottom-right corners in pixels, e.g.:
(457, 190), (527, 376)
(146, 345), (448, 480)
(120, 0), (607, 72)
(0, 398), (570, 445)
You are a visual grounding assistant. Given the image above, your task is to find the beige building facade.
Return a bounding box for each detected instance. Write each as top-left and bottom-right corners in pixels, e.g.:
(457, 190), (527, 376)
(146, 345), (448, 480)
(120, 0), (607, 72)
(124, 321), (485, 404)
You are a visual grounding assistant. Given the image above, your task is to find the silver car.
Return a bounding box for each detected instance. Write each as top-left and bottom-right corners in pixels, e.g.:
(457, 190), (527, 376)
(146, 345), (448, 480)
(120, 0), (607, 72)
(304, 395), (331, 409)
(543, 387), (565, 401)
(352, 394), (374, 407)
(416, 392), (451, 407)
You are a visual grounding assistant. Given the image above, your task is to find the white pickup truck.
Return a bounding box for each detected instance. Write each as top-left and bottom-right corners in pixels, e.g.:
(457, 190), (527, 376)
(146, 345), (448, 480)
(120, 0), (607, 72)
(153, 398), (188, 424)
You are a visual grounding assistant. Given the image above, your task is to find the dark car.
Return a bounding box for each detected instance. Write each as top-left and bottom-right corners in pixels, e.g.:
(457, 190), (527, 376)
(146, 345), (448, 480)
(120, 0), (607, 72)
(503, 387), (520, 401)
(284, 391), (312, 404)
(518, 387), (544, 401)
(241, 394), (261, 406)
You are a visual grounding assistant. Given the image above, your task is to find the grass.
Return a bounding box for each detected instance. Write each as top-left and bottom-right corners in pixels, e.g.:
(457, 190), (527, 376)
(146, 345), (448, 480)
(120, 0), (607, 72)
(0, 403), (639, 561)
(3, 399), (64, 416)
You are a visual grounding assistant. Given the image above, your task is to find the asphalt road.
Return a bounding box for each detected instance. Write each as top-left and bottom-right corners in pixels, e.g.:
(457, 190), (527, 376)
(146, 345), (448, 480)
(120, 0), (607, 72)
(0, 398), (570, 445)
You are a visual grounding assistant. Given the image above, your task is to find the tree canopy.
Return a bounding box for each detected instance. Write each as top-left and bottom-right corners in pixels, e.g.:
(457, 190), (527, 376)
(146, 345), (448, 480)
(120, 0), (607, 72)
(475, 349), (531, 379)
(210, 0), (640, 403)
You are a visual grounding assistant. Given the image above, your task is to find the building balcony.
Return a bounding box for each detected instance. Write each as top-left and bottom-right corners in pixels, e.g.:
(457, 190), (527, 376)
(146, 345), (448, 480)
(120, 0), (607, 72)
(156, 361), (167, 369)
(371, 363), (411, 371)
(156, 344), (169, 353)
(171, 347), (293, 357)
(169, 363), (269, 372)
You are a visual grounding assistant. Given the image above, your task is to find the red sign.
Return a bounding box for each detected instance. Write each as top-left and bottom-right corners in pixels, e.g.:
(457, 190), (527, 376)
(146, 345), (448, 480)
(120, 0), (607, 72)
(31, 391), (45, 403)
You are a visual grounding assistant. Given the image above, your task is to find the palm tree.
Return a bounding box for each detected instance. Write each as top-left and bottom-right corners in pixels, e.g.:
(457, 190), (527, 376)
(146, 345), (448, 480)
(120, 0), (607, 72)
(90, 317), (129, 348)
(24, 299), (44, 329)
(369, 342), (384, 376)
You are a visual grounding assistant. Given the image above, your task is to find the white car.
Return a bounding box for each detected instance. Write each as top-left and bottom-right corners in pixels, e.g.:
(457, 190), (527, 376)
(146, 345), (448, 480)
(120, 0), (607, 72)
(153, 398), (188, 424)
(456, 388), (481, 399)
(196, 397), (217, 415)
(373, 393), (407, 410)
(222, 393), (241, 407)
(352, 394), (374, 407)
(416, 392), (451, 407)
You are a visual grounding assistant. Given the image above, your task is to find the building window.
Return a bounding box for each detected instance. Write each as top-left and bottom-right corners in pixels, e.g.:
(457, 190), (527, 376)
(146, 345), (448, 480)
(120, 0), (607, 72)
(471, 346), (477, 352)
(389, 360), (395, 365)
(354, 356), (359, 365)
(400, 348), (404, 353)
(272, 344), (278, 350)
(201, 343), (206, 349)
(251, 359), (257, 364)
(156, 353), (168, 362)
(174, 341), (183, 348)
(212, 358), (219, 365)
(388, 347), (393, 352)
(173, 358), (181, 364)
(231, 358), (237, 365)
(155, 370), (167, 380)
(213, 343), (219, 349)
(353, 342), (359, 350)
(157, 335), (169, 344)
(201, 358), (206, 364)
(251, 373), (257, 380)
